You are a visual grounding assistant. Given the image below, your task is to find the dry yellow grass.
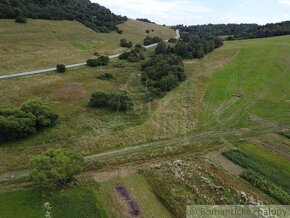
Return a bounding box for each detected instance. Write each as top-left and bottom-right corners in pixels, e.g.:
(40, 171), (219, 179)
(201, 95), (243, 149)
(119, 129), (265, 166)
(0, 19), (175, 75)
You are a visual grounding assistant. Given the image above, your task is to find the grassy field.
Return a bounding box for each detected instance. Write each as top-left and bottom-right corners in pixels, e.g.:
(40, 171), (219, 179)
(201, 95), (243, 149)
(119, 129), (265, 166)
(0, 19), (174, 75)
(1, 36), (289, 174)
(0, 187), (107, 218)
(0, 188), (44, 218)
(97, 173), (172, 218)
(200, 36), (290, 130)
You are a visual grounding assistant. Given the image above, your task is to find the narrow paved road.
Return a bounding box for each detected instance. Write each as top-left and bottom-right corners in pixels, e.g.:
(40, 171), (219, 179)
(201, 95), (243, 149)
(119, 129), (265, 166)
(0, 30), (180, 80)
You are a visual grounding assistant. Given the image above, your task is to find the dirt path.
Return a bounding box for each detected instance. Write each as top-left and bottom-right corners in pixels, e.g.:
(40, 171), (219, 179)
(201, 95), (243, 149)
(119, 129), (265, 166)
(0, 125), (288, 184)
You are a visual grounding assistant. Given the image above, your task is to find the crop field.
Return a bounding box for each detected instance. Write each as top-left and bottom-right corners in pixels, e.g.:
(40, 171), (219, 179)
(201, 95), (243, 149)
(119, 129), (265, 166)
(0, 19), (174, 75)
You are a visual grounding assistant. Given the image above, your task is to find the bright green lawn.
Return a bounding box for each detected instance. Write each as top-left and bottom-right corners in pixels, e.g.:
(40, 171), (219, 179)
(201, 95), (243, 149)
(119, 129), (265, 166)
(201, 35), (290, 129)
(0, 188), (44, 218)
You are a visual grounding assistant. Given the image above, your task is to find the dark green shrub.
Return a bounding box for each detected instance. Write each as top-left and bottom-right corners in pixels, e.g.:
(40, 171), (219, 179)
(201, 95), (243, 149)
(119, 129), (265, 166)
(87, 59), (98, 67)
(143, 36), (162, 46)
(155, 42), (167, 54)
(90, 90), (133, 111)
(96, 56), (110, 66)
(0, 100), (58, 141)
(56, 64), (66, 73)
(168, 38), (177, 43)
(146, 30), (150, 33)
(128, 52), (139, 62)
(97, 73), (114, 80)
(90, 91), (110, 107)
(120, 38), (132, 48)
(119, 52), (130, 60)
(139, 53), (145, 60)
(15, 16), (27, 23)
(87, 56), (109, 67)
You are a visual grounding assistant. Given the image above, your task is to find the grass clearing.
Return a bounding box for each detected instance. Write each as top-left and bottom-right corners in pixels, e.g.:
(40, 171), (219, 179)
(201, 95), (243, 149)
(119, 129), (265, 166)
(50, 187), (107, 218)
(97, 173), (172, 218)
(0, 19), (174, 75)
(0, 188), (44, 218)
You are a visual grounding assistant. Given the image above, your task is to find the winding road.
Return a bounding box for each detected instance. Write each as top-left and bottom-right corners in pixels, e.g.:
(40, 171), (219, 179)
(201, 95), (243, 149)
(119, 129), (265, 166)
(0, 30), (180, 80)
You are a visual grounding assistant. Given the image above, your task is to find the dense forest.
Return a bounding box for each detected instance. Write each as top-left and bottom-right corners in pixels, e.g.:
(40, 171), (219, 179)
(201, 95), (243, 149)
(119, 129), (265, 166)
(174, 21), (290, 40)
(0, 0), (127, 32)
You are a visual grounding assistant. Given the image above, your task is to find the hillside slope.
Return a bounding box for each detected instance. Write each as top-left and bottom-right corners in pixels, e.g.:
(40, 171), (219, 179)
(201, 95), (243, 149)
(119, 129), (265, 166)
(0, 19), (175, 75)
(0, 0), (126, 32)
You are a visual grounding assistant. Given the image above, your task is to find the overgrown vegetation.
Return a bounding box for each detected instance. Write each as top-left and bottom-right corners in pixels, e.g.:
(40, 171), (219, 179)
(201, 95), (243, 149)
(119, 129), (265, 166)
(223, 150), (290, 196)
(175, 21), (290, 40)
(90, 90), (134, 111)
(241, 170), (290, 204)
(119, 44), (146, 62)
(0, 100), (58, 142)
(0, 0), (127, 33)
(30, 149), (84, 189)
(141, 52), (186, 100)
(175, 32), (223, 59)
(50, 187), (107, 218)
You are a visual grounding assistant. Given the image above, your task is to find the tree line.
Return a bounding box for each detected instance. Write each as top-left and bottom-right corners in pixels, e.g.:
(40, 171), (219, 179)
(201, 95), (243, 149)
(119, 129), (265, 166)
(0, 0), (127, 32)
(174, 21), (290, 40)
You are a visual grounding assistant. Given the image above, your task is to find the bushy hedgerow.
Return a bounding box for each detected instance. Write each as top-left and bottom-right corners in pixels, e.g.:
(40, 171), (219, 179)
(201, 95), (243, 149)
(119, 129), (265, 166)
(0, 100), (58, 141)
(87, 56), (109, 67)
(143, 36), (162, 46)
(119, 45), (146, 62)
(0, 0), (127, 33)
(141, 53), (186, 100)
(174, 32), (223, 59)
(90, 90), (133, 111)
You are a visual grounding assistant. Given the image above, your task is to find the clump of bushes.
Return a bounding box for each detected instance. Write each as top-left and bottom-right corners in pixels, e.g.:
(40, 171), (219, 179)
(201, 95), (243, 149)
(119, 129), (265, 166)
(56, 64), (66, 73)
(97, 73), (114, 80)
(141, 52), (186, 100)
(168, 38), (178, 43)
(0, 100), (58, 141)
(120, 38), (133, 48)
(119, 44), (146, 62)
(145, 30), (150, 33)
(30, 148), (84, 189)
(143, 36), (162, 46)
(15, 16), (27, 23)
(90, 90), (133, 111)
(174, 32), (223, 59)
(87, 56), (110, 67)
